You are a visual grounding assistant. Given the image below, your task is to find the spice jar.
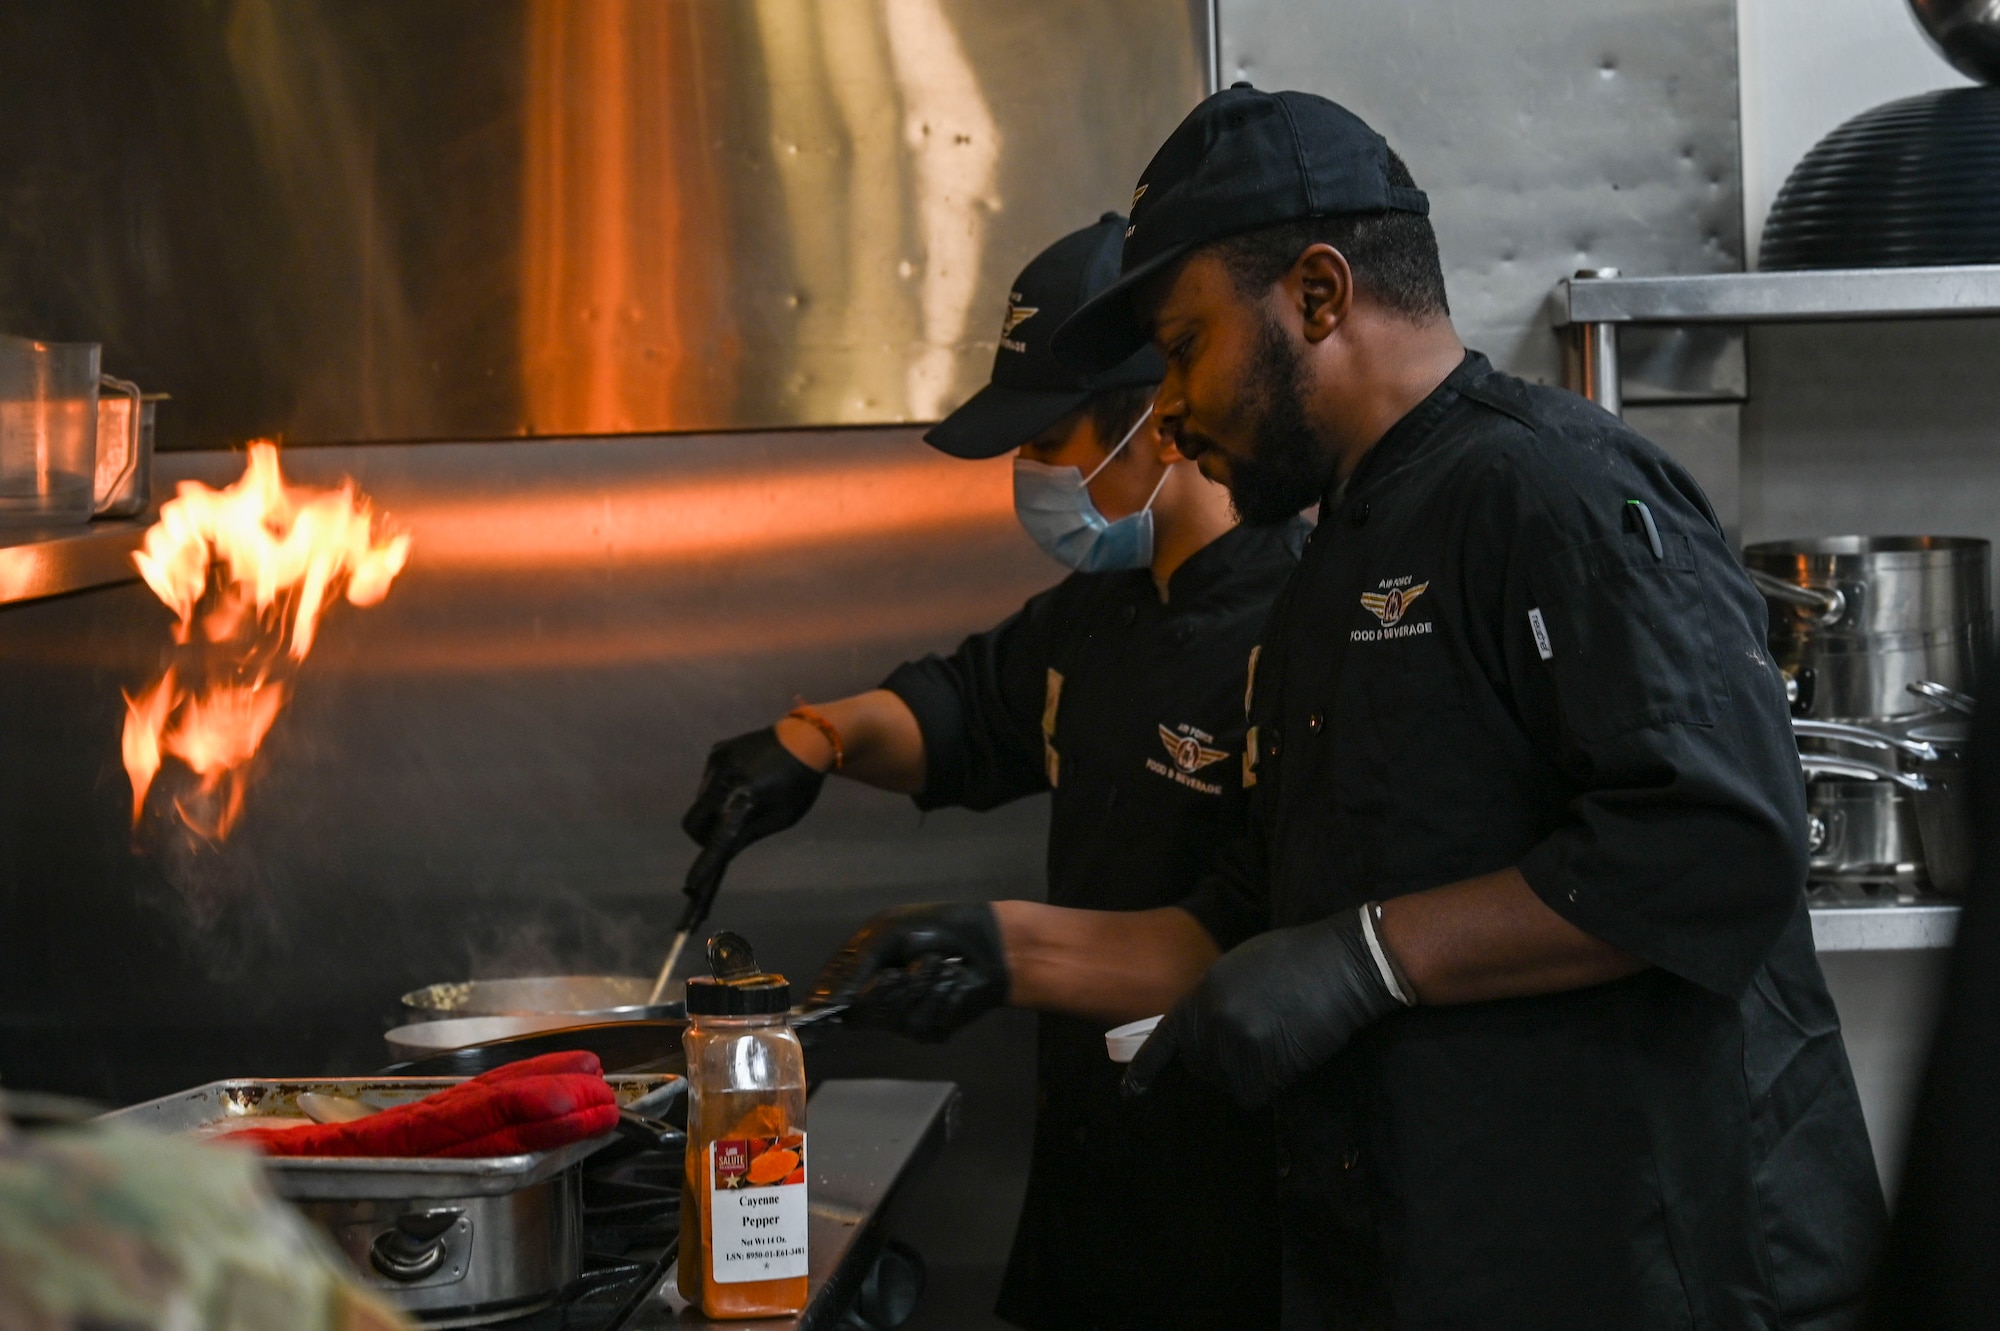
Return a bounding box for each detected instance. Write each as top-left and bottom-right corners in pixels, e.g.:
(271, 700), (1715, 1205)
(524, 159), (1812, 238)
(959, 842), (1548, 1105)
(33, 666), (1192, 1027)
(679, 933), (809, 1318)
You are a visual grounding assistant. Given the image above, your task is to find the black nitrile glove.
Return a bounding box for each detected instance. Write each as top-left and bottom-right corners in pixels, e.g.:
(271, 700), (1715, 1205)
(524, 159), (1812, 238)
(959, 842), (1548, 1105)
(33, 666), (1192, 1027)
(811, 902), (1008, 1043)
(682, 728), (826, 849)
(1124, 908), (1407, 1109)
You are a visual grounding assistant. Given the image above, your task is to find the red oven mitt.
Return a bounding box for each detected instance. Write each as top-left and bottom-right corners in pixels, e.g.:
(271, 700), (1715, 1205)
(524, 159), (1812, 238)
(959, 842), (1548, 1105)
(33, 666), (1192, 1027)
(231, 1051), (620, 1158)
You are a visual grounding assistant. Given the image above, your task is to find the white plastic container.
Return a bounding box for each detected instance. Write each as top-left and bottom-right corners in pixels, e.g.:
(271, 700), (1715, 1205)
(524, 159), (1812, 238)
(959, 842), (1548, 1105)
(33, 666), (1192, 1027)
(1105, 1014), (1163, 1063)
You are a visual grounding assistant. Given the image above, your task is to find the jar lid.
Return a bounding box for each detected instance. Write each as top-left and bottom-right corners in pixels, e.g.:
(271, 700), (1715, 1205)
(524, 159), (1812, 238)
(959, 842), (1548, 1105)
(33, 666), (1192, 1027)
(685, 973), (791, 1015)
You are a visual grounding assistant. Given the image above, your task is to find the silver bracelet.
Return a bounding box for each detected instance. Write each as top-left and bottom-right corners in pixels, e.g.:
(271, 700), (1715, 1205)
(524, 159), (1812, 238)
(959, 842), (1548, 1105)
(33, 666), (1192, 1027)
(1358, 902), (1415, 1007)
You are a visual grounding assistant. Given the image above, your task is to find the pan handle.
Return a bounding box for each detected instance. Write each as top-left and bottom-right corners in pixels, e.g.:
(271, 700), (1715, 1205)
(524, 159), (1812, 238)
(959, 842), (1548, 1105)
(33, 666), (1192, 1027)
(616, 1109), (686, 1152)
(1909, 679), (1977, 716)
(1793, 718), (1941, 762)
(1748, 568), (1846, 625)
(371, 1209), (464, 1282)
(1800, 754), (1929, 792)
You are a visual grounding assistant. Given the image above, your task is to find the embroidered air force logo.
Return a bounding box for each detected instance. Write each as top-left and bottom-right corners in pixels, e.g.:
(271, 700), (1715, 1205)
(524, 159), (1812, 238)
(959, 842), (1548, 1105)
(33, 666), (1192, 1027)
(1146, 723), (1229, 795)
(1000, 300), (1038, 337)
(1159, 724), (1228, 773)
(1360, 582), (1427, 627)
(999, 296), (1038, 353)
(1352, 577), (1435, 643)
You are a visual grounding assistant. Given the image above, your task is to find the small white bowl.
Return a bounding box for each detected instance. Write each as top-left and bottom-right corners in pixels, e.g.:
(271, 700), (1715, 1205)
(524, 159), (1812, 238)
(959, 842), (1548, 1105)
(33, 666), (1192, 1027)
(1105, 1014), (1163, 1063)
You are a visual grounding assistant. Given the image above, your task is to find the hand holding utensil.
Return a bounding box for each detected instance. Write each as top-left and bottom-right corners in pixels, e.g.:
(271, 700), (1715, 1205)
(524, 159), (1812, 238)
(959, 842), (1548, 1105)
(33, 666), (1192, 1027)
(648, 787), (758, 1005)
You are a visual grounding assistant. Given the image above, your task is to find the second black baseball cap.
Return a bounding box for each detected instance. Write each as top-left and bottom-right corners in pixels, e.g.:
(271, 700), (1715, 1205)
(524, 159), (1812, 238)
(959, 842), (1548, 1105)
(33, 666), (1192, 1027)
(925, 214), (1165, 459)
(1052, 85), (1429, 374)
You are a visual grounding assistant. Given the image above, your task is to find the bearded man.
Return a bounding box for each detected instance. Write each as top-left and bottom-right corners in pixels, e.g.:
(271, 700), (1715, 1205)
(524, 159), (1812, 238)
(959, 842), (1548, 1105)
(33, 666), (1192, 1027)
(818, 86), (1885, 1330)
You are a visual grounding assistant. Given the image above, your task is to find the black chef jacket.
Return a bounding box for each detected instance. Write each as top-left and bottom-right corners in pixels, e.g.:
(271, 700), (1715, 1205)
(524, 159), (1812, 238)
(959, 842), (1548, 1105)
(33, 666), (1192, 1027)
(882, 521), (1300, 1331)
(1867, 661), (2000, 1330)
(1183, 354), (1886, 1331)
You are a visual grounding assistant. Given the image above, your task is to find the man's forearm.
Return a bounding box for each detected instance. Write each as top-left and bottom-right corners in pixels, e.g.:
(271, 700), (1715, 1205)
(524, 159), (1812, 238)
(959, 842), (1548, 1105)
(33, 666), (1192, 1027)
(992, 901), (1219, 1025)
(774, 689), (927, 793)
(1376, 866), (1644, 1006)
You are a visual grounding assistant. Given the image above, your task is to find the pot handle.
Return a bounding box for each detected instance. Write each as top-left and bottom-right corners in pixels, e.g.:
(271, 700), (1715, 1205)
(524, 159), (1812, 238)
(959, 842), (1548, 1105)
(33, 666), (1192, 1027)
(1909, 679), (1977, 716)
(1800, 754), (1929, 792)
(93, 374), (143, 514)
(370, 1208), (464, 1282)
(1747, 568), (1846, 625)
(1793, 718), (1941, 762)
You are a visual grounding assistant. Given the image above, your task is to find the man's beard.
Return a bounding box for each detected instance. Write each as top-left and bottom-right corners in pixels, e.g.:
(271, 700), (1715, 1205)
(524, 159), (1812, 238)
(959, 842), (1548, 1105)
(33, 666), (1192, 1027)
(1217, 316), (1335, 526)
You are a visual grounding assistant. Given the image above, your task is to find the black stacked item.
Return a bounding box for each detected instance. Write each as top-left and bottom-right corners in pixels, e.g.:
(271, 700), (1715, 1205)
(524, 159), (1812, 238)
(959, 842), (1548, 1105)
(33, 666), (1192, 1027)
(1762, 0), (2000, 269)
(1761, 87), (2000, 269)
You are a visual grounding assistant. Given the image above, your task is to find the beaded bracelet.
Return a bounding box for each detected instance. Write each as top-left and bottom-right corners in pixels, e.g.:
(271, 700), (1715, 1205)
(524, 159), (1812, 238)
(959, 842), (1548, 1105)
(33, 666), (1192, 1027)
(786, 704), (845, 771)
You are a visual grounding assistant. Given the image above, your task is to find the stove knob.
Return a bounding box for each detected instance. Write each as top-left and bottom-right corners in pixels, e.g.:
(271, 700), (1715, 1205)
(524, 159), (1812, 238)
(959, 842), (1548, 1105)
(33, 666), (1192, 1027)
(841, 1239), (926, 1330)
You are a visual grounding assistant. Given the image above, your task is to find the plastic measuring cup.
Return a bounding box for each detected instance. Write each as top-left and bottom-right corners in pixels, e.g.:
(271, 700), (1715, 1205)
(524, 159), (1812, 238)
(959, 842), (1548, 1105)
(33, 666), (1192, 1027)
(0, 336), (101, 527)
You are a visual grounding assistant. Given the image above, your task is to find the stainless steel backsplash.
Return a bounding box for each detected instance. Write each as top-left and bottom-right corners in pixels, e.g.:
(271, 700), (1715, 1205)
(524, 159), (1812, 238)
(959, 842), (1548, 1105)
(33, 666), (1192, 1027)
(0, 1), (1206, 449)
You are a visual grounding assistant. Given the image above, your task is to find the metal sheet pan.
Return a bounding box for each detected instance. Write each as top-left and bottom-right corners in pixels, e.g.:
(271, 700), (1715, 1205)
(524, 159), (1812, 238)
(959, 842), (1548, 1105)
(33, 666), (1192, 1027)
(98, 1073), (678, 1200)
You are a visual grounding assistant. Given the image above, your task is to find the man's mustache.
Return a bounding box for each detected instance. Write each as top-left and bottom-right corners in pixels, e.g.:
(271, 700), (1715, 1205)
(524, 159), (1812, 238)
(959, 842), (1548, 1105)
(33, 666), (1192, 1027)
(1173, 425), (1221, 461)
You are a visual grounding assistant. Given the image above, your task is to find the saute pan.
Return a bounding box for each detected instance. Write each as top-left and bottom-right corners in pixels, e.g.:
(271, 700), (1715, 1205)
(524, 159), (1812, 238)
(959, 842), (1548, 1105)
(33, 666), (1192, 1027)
(378, 1005), (849, 1078)
(400, 975), (678, 1023)
(378, 1019), (690, 1077)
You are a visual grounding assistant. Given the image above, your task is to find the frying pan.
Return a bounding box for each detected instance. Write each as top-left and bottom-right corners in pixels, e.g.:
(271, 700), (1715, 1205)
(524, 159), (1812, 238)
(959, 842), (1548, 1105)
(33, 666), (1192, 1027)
(399, 976), (679, 1023)
(376, 1005), (849, 1078)
(377, 1019), (690, 1077)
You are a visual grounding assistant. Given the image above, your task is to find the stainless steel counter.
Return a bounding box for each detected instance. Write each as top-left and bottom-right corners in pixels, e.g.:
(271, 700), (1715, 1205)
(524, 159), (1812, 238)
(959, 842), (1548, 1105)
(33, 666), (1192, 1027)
(1811, 901), (1960, 952)
(0, 519), (150, 606)
(627, 1078), (959, 1331)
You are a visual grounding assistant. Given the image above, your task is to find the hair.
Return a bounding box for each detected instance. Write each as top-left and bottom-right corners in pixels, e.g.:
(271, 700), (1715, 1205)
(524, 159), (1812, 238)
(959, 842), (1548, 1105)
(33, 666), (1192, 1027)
(1209, 150), (1449, 320)
(1086, 382), (1159, 450)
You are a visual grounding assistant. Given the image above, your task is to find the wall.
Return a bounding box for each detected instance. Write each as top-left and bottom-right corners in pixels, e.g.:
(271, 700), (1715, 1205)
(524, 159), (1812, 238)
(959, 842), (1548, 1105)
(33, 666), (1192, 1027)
(1216, 0), (1750, 532)
(0, 1), (1206, 447)
(1219, 0), (1744, 389)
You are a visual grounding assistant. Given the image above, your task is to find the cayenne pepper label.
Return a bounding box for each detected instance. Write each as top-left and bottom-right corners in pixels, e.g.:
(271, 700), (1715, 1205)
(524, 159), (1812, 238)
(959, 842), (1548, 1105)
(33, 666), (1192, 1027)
(708, 1134), (808, 1283)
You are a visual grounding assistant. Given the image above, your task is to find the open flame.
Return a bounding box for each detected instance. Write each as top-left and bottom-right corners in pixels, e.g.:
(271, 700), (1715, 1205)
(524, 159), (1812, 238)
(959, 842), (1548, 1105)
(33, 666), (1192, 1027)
(122, 442), (410, 840)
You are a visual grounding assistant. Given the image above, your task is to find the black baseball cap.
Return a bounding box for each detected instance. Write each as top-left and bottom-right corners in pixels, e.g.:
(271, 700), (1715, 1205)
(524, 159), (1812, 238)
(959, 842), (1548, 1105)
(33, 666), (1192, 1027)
(1052, 85), (1429, 373)
(925, 214), (1165, 459)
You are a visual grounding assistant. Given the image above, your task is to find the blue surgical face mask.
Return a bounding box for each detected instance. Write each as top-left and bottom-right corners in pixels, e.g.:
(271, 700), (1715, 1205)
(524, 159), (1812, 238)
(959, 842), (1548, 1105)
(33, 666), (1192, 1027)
(1012, 405), (1171, 572)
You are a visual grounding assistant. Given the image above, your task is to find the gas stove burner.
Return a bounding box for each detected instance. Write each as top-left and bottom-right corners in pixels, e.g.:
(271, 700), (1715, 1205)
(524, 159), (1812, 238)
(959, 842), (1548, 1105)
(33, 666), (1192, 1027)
(486, 1142), (682, 1331)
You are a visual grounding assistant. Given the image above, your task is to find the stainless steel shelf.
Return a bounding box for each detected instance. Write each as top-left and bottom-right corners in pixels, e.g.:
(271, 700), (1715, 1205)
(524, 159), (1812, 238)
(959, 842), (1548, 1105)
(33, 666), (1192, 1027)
(0, 519), (151, 607)
(1559, 265), (2000, 327)
(1810, 902), (1960, 953)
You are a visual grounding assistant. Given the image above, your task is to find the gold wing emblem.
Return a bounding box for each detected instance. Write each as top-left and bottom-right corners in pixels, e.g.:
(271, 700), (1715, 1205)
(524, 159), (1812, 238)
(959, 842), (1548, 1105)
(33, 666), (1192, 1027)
(1188, 742), (1229, 772)
(1132, 183), (1148, 207)
(1001, 302), (1038, 337)
(1159, 725), (1229, 774)
(1360, 583), (1429, 627)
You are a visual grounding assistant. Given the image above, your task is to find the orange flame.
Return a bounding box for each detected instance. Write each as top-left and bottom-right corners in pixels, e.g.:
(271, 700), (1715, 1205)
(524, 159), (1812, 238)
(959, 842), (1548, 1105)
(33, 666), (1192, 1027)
(122, 442), (410, 840)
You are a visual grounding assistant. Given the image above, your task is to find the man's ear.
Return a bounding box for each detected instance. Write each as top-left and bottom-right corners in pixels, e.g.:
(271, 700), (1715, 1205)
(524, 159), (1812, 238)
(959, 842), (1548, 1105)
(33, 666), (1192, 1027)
(1141, 406), (1191, 465)
(1290, 244), (1353, 345)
